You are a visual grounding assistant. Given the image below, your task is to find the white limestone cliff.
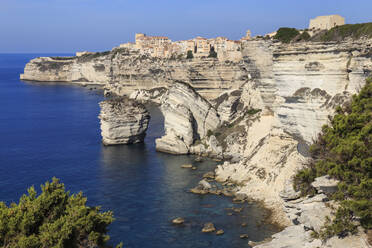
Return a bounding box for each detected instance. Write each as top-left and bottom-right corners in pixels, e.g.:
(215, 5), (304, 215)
(155, 81), (221, 154)
(99, 97), (150, 145)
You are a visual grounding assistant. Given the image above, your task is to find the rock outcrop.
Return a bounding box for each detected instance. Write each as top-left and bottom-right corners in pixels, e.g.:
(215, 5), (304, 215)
(255, 180), (370, 248)
(129, 87), (167, 104)
(99, 97), (150, 145)
(311, 175), (340, 194)
(155, 81), (220, 154)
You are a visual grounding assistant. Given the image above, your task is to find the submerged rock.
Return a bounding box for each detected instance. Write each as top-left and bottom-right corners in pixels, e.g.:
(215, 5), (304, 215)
(190, 179), (212, 194)
(194, 156), (204, 162)
(99, 97), (150, 145)
(181, 164), (193, 169)
(240, 234), (249, 239)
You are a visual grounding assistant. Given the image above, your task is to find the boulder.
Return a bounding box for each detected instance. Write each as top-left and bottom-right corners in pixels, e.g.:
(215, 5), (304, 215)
(311, 175), (339, 194)
(297, 195), (332, 232)
(198, 179), (212, 190)
(203, 171), (215, 179)
(280, 179), (301, 201)
(172, 217), (185, 225)
(202, 222), (216, 233)
(99, 97), (150, 145)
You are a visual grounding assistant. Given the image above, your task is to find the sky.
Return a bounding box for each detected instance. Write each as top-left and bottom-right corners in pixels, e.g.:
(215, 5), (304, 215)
(0, 0), (371, 53)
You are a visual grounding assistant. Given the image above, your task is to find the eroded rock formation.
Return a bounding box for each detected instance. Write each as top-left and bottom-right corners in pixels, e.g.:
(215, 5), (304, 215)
(155, 81), (221, 154)
(99, 97), (150, 145)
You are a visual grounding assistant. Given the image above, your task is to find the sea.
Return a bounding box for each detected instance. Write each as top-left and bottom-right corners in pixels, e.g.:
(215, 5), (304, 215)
(0, 54), (280, 248)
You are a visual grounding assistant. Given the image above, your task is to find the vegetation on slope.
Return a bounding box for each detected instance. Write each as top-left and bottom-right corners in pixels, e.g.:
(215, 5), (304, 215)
(294, 78), (372, 239)
(186, 50), (194, 59)
(0, 178), (122, 248)
(208, 47), (218, 58)
(274, 23), (372, 43)
(318, 22), (372, 41)
(273, 28), (300, 43)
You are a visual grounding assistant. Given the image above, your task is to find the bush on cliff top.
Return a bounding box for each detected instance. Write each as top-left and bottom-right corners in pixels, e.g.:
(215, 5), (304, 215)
(294, 78), (372, 239)
(0, 178), (122, 248)
(319, 22), (372, 41)
(273, 27), (300, 43)
(186, 50), (194, 59)
(208, 47), (218, 58)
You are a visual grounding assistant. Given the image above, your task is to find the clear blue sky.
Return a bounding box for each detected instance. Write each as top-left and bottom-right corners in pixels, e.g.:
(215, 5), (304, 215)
(1, 0), (371, 53)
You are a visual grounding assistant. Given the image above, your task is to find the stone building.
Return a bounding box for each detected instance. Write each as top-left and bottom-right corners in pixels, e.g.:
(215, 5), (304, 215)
(309, 15), (345, 30)
(76, 51), (94, 56)
(194, 37), (210, 57)
(119, 42), (136, 49)
(116, 31), (245, 59)
(241, 30), (251, 40)
(135, 33), (171, 50)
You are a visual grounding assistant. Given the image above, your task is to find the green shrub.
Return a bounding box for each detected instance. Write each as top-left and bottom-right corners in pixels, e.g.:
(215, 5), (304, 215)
(207, 129), (213, 137)
(299, 31), (311, 41)
(274, 28), (300, 43)
(295, 78), (372, 239)
(186, 50), (194, 59)
(51, 56), (76, 60)
(208, 47), (217, 58)
(246, 108), (262, 115)
(0, 178), (122, 248)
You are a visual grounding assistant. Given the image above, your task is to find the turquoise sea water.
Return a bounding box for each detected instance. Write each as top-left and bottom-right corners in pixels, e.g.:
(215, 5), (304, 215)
(0, 54), (279, 248)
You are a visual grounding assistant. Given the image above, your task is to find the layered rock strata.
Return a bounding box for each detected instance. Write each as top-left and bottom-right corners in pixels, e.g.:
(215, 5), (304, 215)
(129, 87), (168, 104)
(99, 97), (150, 145)
(155, 81), (221, 154)
(21, 48), (249, 100)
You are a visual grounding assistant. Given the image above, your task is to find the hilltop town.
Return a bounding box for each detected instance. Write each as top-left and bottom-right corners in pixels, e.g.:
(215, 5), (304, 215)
(77, 14), (345, 61)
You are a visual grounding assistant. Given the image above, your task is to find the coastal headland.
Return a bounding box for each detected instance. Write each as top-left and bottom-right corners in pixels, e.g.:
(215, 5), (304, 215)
(20, 16), (372, 247)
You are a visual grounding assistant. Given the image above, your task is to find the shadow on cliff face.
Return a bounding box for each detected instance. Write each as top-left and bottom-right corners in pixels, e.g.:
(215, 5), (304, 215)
(143, 105), (165, 146)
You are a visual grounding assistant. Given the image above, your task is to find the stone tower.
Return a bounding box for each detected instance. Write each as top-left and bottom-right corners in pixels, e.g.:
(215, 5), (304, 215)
(245, 30), (251, 39)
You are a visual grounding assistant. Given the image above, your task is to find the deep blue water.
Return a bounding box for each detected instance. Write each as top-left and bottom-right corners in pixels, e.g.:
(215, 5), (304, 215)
(0, 54), (279, 248)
